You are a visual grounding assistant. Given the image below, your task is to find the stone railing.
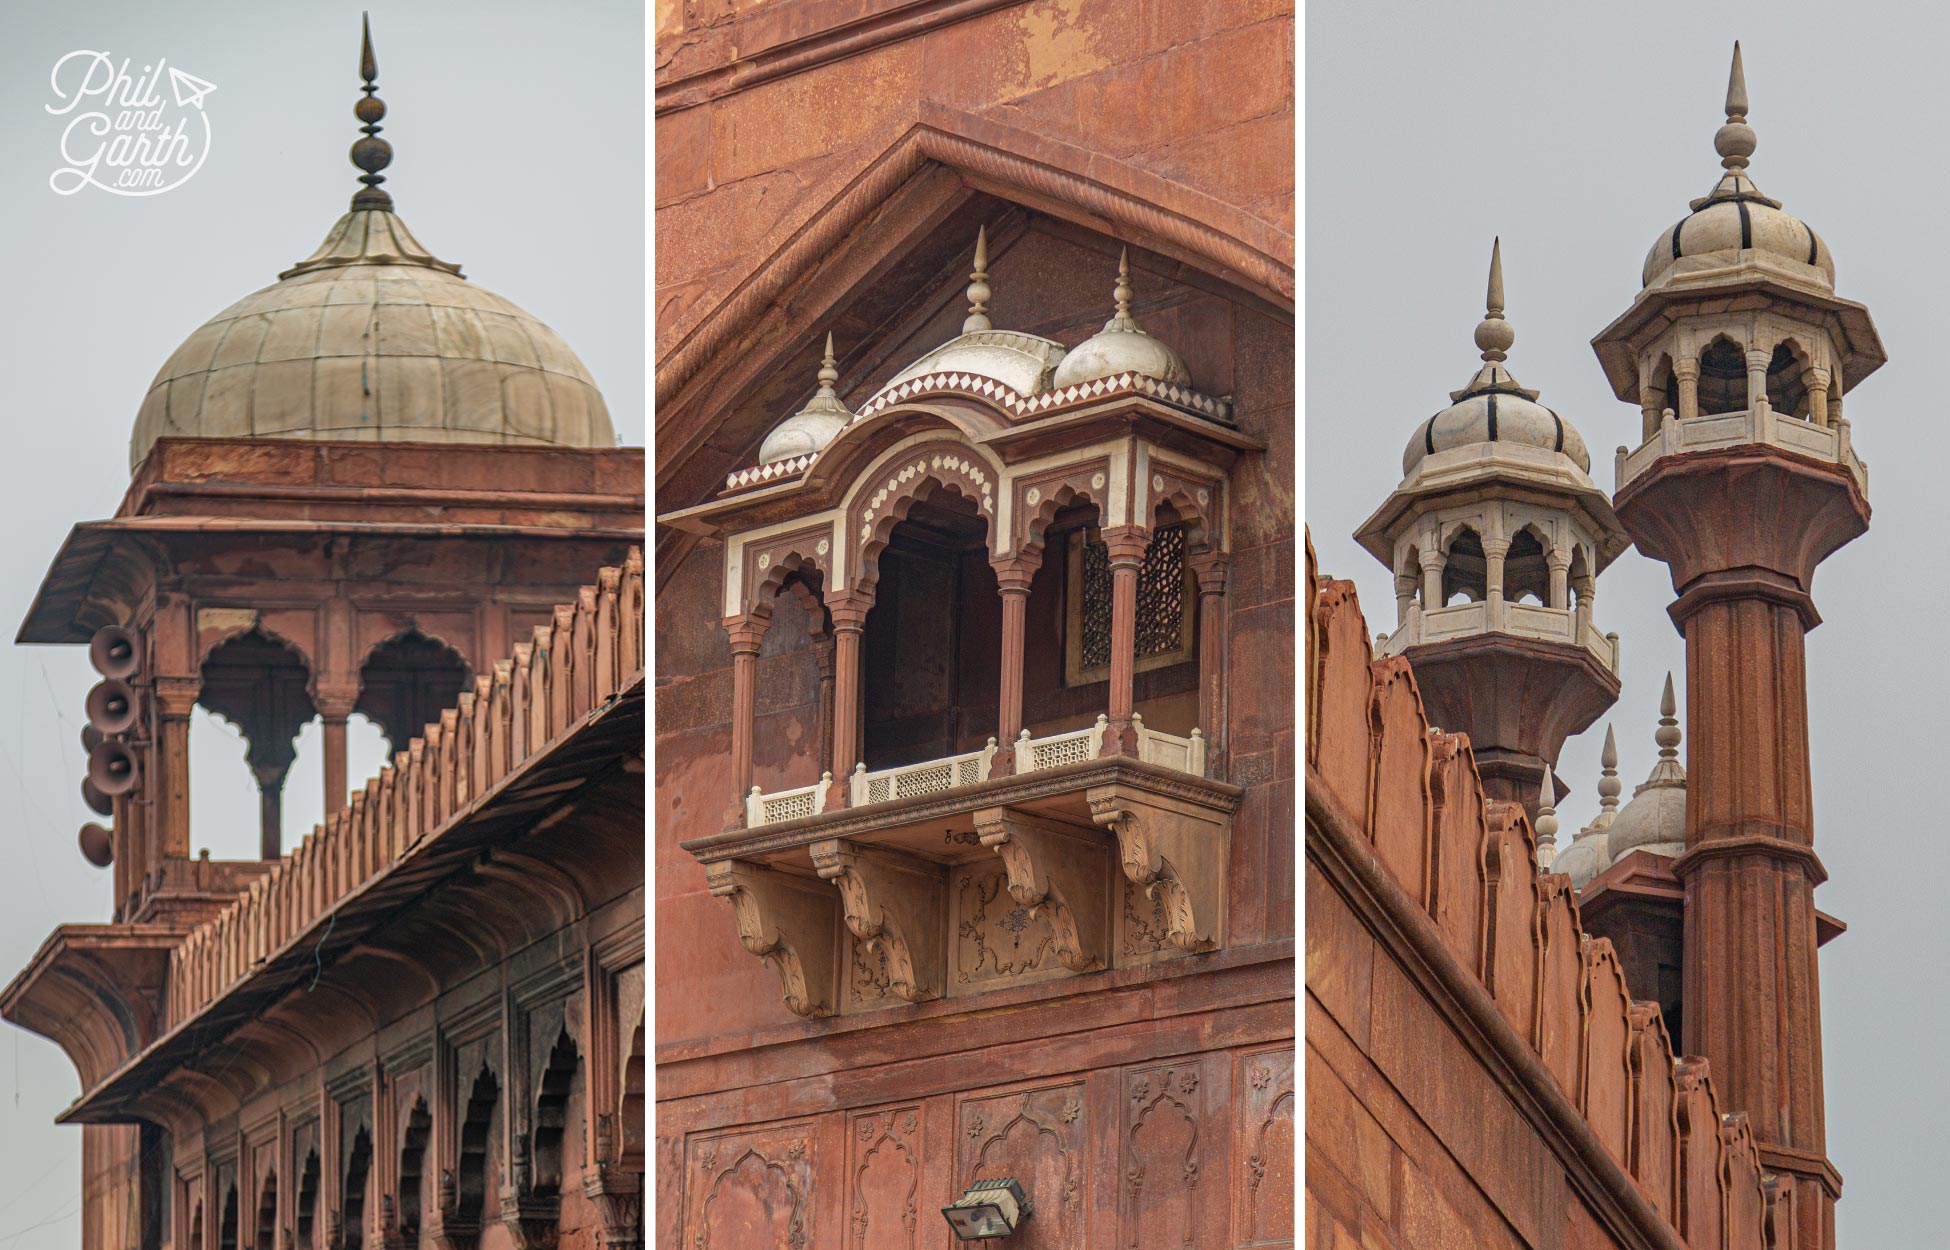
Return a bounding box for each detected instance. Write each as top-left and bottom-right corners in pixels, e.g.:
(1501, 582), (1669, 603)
(747, 775), (833, 827)
(1381, 600), (1619, 672)
(1132, 716), (1206, 775)
(850, 740), (998, 806)
(1307, 532), (1782, 1248)
(1616, 402), (1866, 494)
(166, 549), (646, 1030)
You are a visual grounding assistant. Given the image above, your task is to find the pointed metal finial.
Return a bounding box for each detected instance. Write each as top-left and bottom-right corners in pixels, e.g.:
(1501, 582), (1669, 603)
(1473, 237), (1515, 363)
(963, 226), (992, 334)
(1714, 41), (1757, 174)
(1597, 723), (1622, 813)
(815, 332), (839, 396)
(350, 13), (395, 211)
(1534, 769), (1559, 866)
(1656, 672), (1682, 760)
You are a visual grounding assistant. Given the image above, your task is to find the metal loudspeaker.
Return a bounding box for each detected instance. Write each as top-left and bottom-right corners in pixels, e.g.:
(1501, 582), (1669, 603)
(78, 823), (112, 868)
(87, 739), (140, 796)
(81, 776), (112, 817)
(88, 626), (140, 680)
(85, 680), (139, 736)
(80, 723), (102, 754)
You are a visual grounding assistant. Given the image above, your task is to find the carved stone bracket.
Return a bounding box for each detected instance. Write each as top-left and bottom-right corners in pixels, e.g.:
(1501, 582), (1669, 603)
(1087, 781), (1228, 953)
(582, 1163), (644, 1250)
(427, 1169), (480, 1250)
(810, 839), (945, 1003)
(974, 807), (1108, 973)
(497, 1132), (561, 1250)
(704, 860), (840, 1017)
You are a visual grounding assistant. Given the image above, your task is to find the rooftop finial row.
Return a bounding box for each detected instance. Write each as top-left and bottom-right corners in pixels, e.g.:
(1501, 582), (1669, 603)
(350, 13), (395, 211)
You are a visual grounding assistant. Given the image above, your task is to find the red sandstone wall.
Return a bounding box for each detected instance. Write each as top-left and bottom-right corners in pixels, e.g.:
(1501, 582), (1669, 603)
(1305, 535), (1786, 1250)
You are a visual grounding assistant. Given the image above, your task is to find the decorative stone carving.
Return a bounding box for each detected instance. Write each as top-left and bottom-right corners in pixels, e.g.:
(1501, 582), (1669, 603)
(703, 860), (839, 1018)
(497, 1132), (559, 1250)
(810, 840), (944, 1004)
(974, 807), (1108, 973)
(1087, 782), (1227, 953)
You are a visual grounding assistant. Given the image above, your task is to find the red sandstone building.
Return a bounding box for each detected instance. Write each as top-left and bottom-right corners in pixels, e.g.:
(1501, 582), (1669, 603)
(1307, 47), (1873, 1250)
(654, 2), (1295, 1245)
(1, 26), (646, 1250)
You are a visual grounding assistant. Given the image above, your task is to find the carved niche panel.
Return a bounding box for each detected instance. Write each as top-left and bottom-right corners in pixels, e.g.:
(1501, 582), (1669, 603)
(846, 1106), (923, 1250)
(1233, 1047), (1295, 1248)
(1120, 1060), (1205, 1249)
(950, 863), (1070, 993)
(686, 1125), (816, 1250)
(956, 1081), (1087, 1249)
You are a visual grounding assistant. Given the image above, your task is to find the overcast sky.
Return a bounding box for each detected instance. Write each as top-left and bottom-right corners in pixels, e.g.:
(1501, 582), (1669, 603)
(0, 2), (641, 1242)
(1309, 1), (1939, 1241)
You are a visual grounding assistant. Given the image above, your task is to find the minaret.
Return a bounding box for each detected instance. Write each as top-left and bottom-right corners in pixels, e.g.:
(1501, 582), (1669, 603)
(1356, 239), (1631, 820)
(1591, 44), (1884, 1246)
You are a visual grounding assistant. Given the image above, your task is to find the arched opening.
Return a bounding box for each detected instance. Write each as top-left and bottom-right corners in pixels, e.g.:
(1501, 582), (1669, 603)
(458, 1066), (499, 1231)
(1765, 340), (1812, 418)
(752, 566), (832, 795)
(218, 1184), (238, 1250)
(1504, 526), (1550, 606)
(1696, 337), (1747, 415)
(295, 1149), (320, 1250)
(1651, 351), (1677, 425)
(534, 1031), (580, 1198)
(342, 1127), (372, 1250)
(620, 1019), (646, 1164)
(1441, 527), (1486, 605)
(860, 488), (1000, 770)
(354, 630), (472, 755)
(397, 1099), (432, 1239)
(254, 1171), (277, 1250)
(198, 628), (316, 859)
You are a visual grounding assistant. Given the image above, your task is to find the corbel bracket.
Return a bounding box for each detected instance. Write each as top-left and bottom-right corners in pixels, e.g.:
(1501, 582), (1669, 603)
(1087, 781), (1229, 953)
(974, 806), (1107, 973)
(810, 839), (944, 1003)
(704, 859), (839, 1017)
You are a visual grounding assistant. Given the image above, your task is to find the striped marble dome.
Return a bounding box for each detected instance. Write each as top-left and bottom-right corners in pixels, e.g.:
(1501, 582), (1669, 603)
(130, 208), (614, 471)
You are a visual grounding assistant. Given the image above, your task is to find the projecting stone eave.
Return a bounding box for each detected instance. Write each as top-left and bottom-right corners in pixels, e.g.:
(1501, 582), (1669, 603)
(1591, 257), (1885, 404)
(0, 923), (185, 1099)
(1353, 446), (1631, 572)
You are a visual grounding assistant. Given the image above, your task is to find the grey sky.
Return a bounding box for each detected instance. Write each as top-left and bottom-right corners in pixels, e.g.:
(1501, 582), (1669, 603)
(0, 2), (641, 1242)
(1308, 2), (1935, 1241)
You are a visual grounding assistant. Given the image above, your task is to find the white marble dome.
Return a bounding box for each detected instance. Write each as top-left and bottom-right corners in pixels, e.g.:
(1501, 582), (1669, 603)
(1402, 382), (1590, 476)
(131, 208), (615, 470)
(1642, 192), (1832, 290)
(1051, 248), (1190, 390)
(1553, 826), (1611, 891)
(874, 329), (1068, 402)
(1606, 675), (1688, 863)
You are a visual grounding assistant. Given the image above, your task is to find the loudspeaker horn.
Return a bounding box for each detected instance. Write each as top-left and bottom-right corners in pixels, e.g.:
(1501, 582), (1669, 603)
(80, 724), (102, 754)
(85, 679), (139, 736)
(81, 776), (112, 817)
(78, 823), (112, 868)
(87, 739), (140, 796)
(88, 626), (140, 680)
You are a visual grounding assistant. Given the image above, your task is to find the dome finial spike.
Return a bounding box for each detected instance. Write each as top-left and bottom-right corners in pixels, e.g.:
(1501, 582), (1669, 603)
(349, 12), (395, 211)
(1113, 245), (1134, 322)
(1656, 672), (1682, 760)
(963, 226), (992, 334)
(816, 332), (839, 396)
(1472, 237), (1515, 364)
(1597, 723), (1622, 812)
(1713, 41), (1757, 176)
(1534, 769), (1559, 864)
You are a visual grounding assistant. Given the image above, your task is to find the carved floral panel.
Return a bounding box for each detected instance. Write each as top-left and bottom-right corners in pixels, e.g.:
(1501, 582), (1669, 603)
(1233, 1046), (1295, 1247)
(956, 1081), (1088, 1249)
(950, 863), (1068, 992)
(686, 1124), (817, 1250)
(846, 1106), (923, 1250)
(1120, 1060), (1206, 1249)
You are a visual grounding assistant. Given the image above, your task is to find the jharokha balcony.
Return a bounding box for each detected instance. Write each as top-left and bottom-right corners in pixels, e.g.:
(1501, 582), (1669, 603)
(661, 233), (1259, 1020)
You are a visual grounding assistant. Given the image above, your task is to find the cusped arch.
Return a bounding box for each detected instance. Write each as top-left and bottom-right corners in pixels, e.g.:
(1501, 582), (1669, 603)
(844, 438), (1002, 593)
(1016, 475), (1111, 558)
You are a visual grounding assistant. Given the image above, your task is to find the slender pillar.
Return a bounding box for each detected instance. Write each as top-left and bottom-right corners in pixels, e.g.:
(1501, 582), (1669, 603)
(254, 763), (289, 860)
(1099, 527), (1148, 757)
(1746, 348), (1772, 410)
(989, 552), (1041, 777)
(812, 633), (836, 789)
(1639, 384), (1663, 443)
(153, 677), (200, 862)
(315, 686), (358, 822)
(1419, 548), (1445, 609)
(826, 590), (872, 805)
(1546, 550), (1571, 610)
(1615, 443), (1867, 1250)
(722, 616), (768, 830)
(1804, 366), (1830, 427)
(1674, 358), (1701, 419)
(1189, 549), (1229, 777)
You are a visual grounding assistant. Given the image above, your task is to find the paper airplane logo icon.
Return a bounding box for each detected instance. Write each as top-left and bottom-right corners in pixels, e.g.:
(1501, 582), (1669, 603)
(168, 67), (216, 110)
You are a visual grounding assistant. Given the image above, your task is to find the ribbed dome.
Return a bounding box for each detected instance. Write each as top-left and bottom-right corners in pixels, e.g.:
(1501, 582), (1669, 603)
(1402, 238), (1592, 476)
(877, 329), (1068, 401)
(759, 333), (852, 464)
(1640, 42), (1834, 291)
(1051, 247), (1190, 390)
(131, 209), (614, 470)
(1558, 724), (1622, 891)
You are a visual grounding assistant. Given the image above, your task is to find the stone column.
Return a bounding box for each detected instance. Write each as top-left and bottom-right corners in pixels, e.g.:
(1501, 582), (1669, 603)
(989, 551), (1042, 778)
(1639, 383), (1664, 444)
(253, 761), (289, 861)
(153, 677), (200, 862)
(315, 684), (359, 822)
(1482, 536), (1509, 631)
(1419, 548), (1445, 612)
(1674, 358), (1701, 420)
(1547, 550), (1571, 611)
(1615, 440), (1868, 1249)
(1746, 348), (1772, 410)
(1189, 550), (1229, 778)
(1394, 566), (1416, 626)
(826, 590), (872, 805)
(1099, 526), (1149, 758)
(1804, 366), (1830, 427)
(812, 633), (836, 790)
(722, 616), (768, 831)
